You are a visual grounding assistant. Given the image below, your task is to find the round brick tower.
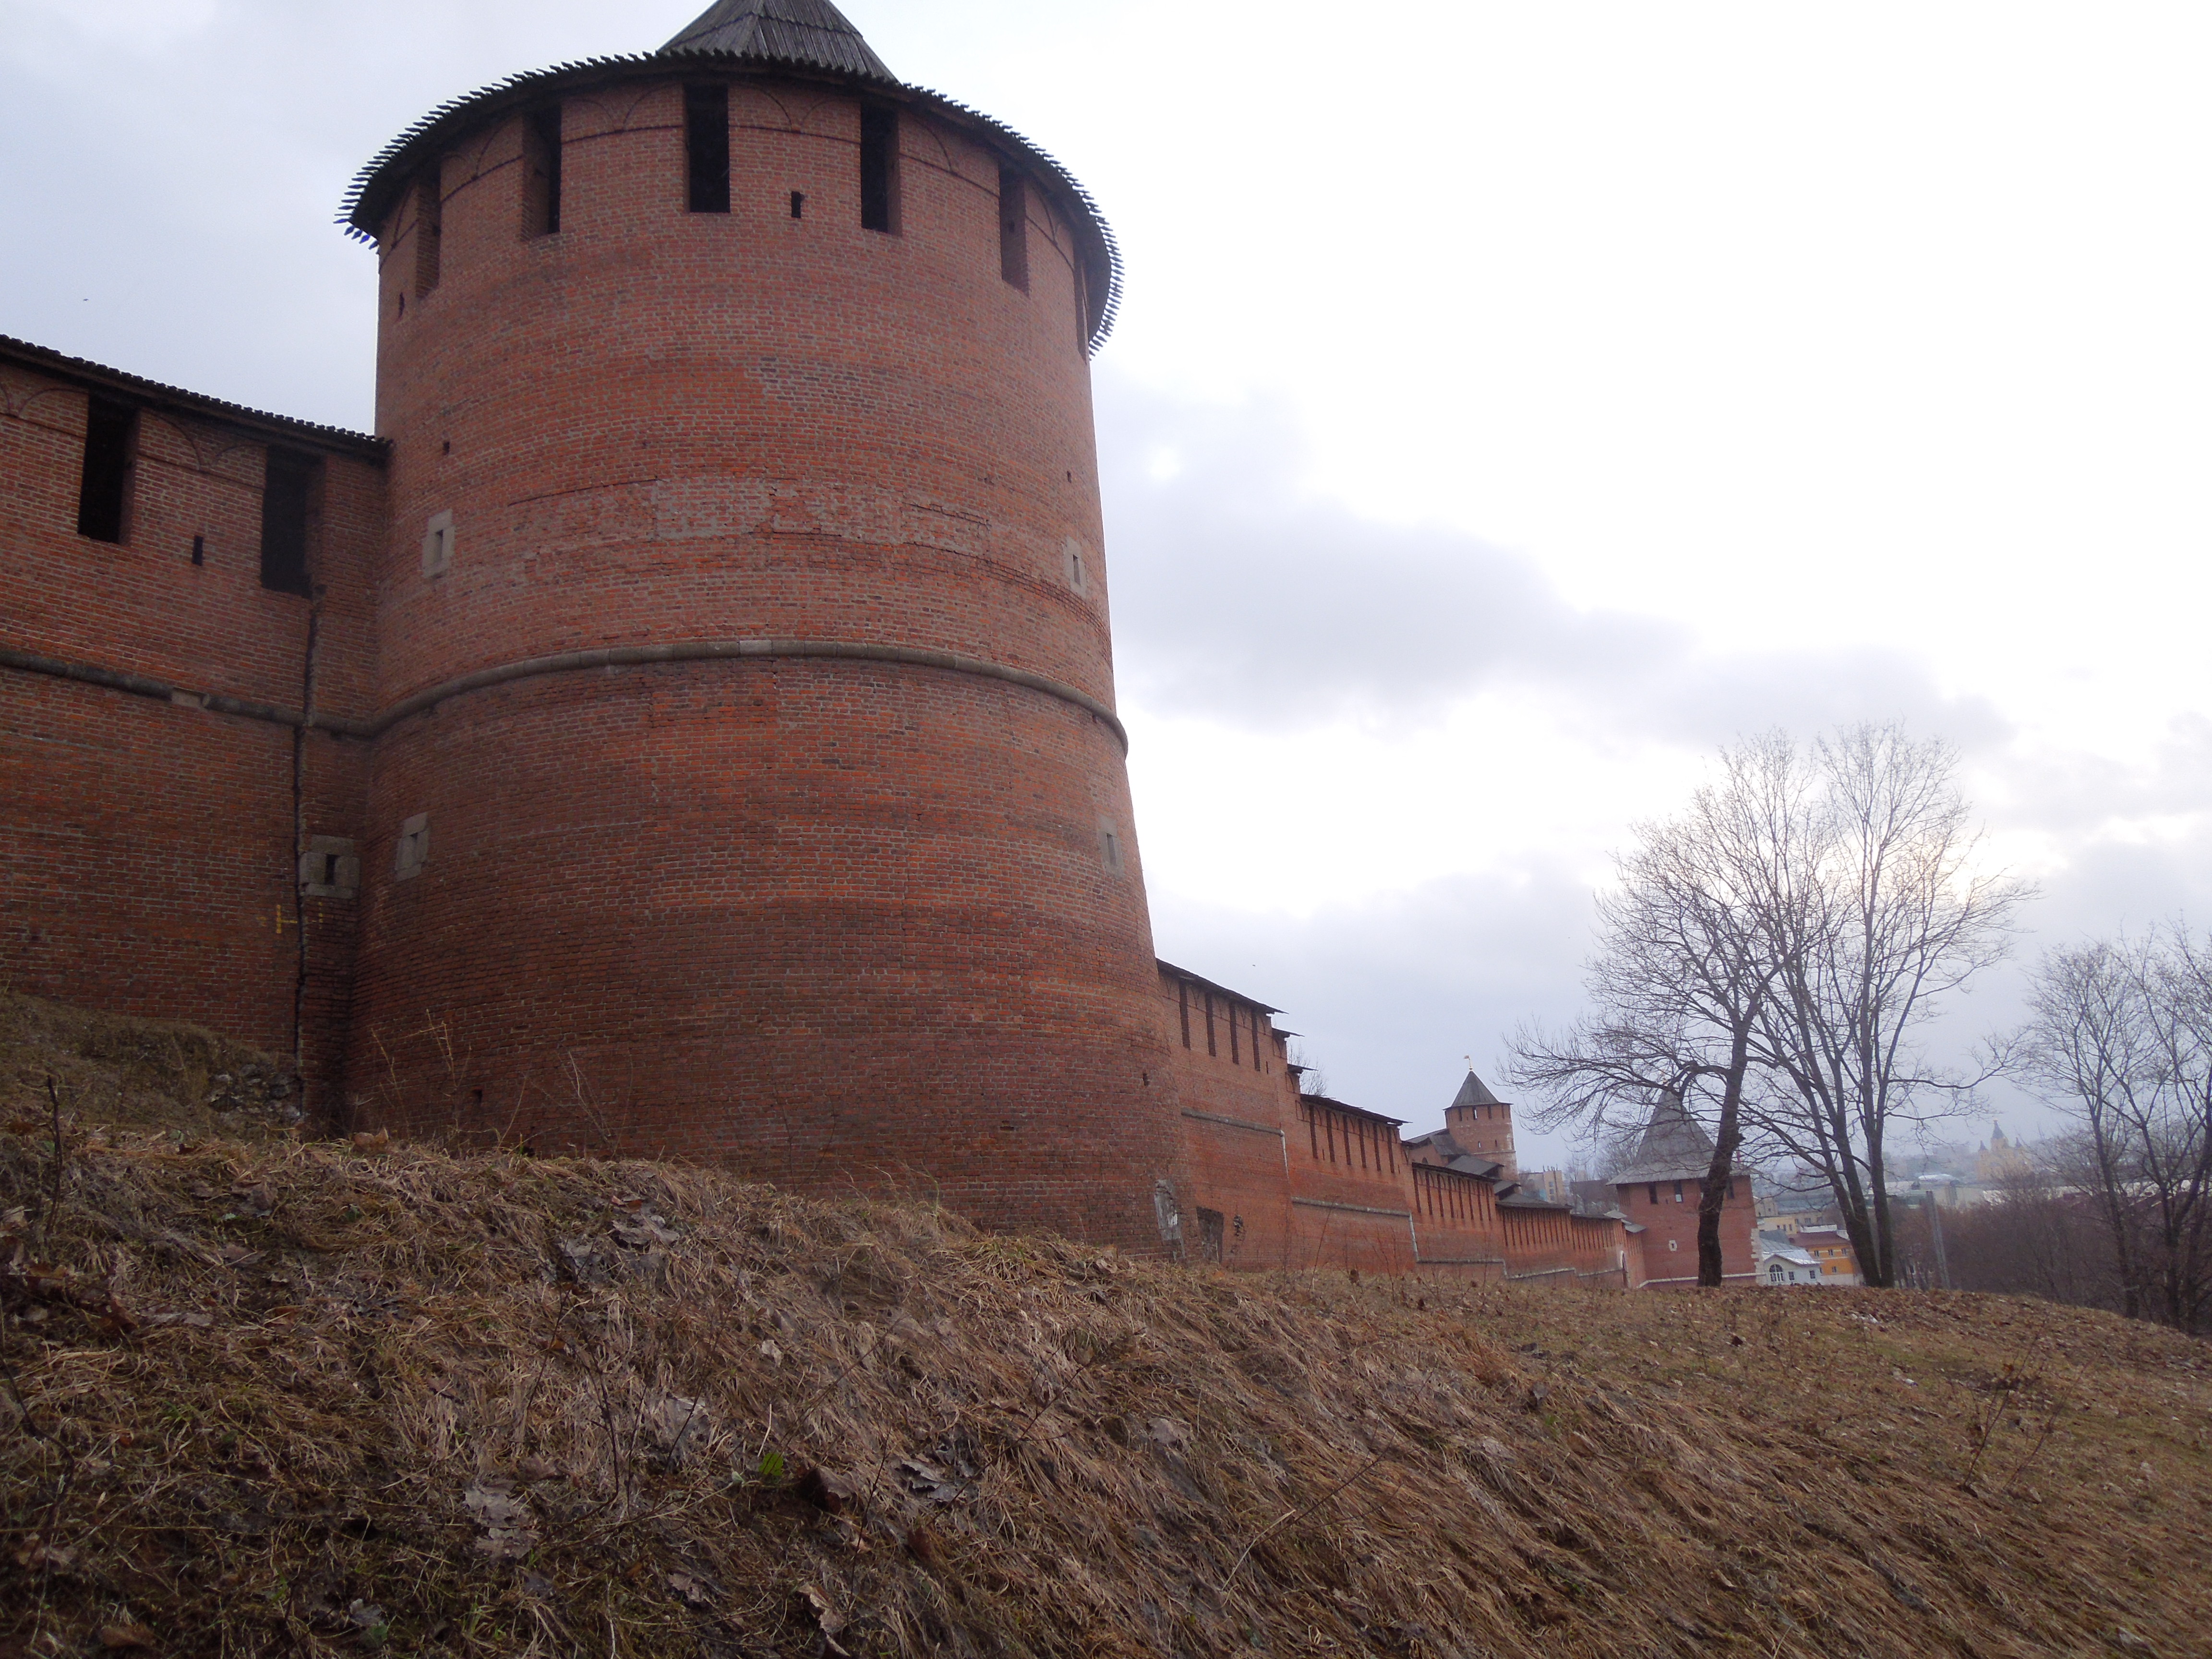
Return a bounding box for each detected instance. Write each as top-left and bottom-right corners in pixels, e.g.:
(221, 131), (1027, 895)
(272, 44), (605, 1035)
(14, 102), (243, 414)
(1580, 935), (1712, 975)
(340, 0), (1184, 1250)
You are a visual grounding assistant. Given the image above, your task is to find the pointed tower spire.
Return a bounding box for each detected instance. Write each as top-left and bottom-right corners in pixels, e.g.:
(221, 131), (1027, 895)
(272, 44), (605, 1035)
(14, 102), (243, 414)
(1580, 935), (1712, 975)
(1451, 1069), (1502, 1110)
(659, 0), (896, 83)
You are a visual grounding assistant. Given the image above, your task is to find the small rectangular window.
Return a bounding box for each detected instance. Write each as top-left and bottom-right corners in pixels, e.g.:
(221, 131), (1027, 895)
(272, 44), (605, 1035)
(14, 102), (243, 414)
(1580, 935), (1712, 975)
(394, 812), (430, 879)
(259, 447), (319, 596)
(1204, 993), (1216, 1058)
(1178, 981), (1190, 1049)
(998, 164), (1028, 289)
(523, 104), (563, 236)
(859, 105), (898, 233)
(414, 170), (443, 294)
(75, 397), (137, 544)
(685, 84), (730, 213)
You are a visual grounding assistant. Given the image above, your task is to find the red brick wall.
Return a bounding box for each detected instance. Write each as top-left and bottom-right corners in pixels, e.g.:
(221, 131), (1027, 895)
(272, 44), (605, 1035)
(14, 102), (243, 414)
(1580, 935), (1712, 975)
(343, 656), (1178, 1248)
(1161, 970), (1297, 1269)
(328, 69), (1188, 1250)
(1408, 1162), (1505, 1281)
(0, 367), (383, 721)
(1501, 1205), (1576, 1280)
(370, 80), (1106, 708)
(1284, 1098), (1418, 1273)
(1571, 1213), (1628, 1286)
(1615, 1175), (1759, 1286)
(0, 364), (383, 1113)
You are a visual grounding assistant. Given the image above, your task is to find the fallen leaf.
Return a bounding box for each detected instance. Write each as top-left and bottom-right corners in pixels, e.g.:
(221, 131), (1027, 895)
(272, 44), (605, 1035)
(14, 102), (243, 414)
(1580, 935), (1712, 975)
(797, 1464), (857, 1514)
(801, 1583), (851, 1654)
(464, 1478), (538, 1560)
(667, 1571), (718, 1608)
(351, 1130), (390, 1154)
(100, 1625), (156, 1650)
(1146, 1417), (1191, 1453)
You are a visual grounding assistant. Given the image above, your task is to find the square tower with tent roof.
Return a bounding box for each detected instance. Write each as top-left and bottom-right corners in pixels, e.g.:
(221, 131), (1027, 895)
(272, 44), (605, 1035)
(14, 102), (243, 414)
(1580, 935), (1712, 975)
(1610, 1089), (1758, 1287)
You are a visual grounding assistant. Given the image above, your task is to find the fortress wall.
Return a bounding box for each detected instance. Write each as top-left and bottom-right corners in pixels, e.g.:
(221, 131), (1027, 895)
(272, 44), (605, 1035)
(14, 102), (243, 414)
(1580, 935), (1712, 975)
(370, 82), (1107, 707)
(0, 371), (384, 719)
(1571, 1212), (1629, 1286)
(345, 656), (1178, 1249)
(1160, 968), (1299, 1269)
(0, 675), (366, 1103)
(338, 68), (1187, 1252)
(1284, 1098), (1420, 1274)
(0, 361), (384, 1106)
(1407, 1163), (1506, 1280)
(1290, 1097), (1412, 1212)
(1619, 1176), (1759, 1287)
(1501, 1205), (1575, 1281)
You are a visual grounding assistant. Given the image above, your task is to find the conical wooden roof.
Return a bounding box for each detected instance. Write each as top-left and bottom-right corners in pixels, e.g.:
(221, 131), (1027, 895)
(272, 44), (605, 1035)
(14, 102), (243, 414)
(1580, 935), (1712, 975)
(1614, 1089), (1718, 1184)
(659, 0), (895, 83)
(1450, 1069), (1502, 1110)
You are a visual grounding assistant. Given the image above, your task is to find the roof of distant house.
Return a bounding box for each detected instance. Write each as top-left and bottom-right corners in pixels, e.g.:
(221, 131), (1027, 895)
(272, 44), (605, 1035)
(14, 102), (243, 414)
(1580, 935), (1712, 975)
(1496, 1187), (1573, 1212)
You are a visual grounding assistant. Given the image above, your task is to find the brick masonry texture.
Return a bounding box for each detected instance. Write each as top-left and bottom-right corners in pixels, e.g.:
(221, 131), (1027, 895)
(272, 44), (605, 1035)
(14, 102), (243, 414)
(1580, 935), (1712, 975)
(2, 51), (1738, 1281)
(2, 62), (1184, 1254)
(357, 72), (1179, 1251)
(1615, 1176), (1760, 1287)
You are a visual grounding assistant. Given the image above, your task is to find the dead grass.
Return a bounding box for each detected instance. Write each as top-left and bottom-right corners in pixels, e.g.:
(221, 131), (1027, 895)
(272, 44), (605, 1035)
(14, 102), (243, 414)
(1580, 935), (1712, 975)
(0, 988), (297, 1142)
(0, 1001), (2207, 1657)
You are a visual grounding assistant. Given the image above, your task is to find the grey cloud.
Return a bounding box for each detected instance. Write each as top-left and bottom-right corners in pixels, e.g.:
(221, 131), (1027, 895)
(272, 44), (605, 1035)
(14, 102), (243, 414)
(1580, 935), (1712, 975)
(1096, 374), (2008, 749)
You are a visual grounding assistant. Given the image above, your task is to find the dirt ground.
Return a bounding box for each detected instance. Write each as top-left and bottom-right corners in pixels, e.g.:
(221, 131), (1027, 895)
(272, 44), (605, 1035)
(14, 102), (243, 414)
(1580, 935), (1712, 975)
(1, 989), (2207, 1656)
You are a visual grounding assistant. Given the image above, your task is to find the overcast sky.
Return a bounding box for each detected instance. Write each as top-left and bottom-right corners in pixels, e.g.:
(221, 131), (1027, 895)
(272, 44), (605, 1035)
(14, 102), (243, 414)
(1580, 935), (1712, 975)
(7, 1), (2211, 1166)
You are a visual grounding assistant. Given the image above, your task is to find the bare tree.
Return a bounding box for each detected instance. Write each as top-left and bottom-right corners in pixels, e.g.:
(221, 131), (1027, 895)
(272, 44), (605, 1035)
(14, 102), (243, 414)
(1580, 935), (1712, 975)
(1509, 735), (1804, 1285)
(1514, 723), (2031, 1289)
(2020, 927), (2212, 1333)
(1743, 724), (2031, 1286)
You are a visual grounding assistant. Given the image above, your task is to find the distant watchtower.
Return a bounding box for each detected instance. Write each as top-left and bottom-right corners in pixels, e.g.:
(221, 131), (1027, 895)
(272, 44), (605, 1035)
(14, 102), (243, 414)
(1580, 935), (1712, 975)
(1443, 1070), (1518, 1177)
(339, 0), (1184, 1249)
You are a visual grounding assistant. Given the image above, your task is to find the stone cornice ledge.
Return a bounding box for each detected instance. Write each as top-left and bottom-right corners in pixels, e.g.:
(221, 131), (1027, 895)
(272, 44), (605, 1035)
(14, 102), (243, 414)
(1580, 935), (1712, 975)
(0, 639), (1129, 754)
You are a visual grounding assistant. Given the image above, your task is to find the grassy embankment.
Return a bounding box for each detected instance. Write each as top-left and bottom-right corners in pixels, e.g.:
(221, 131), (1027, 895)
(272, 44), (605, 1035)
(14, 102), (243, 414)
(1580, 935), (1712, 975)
(2, 987), (2207, 1656)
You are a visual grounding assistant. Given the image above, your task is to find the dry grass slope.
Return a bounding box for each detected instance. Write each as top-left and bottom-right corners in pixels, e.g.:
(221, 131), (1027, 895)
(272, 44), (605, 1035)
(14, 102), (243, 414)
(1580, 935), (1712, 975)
(1, 989), (2208, 1657)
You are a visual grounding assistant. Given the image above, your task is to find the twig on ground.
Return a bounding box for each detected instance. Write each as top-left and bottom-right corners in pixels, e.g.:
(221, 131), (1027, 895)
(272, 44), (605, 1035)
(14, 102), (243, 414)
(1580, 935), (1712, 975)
(1223, 1448), (1388, 1589)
